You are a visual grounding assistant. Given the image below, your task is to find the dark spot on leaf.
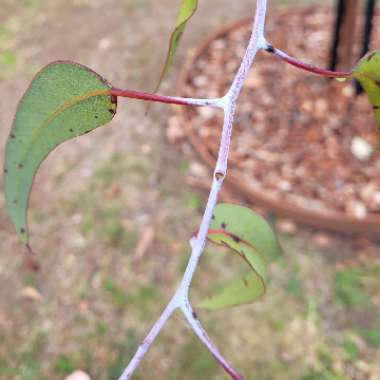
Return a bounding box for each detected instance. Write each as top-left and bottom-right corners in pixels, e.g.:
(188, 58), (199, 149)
(367, 52), (376, 61)
(220, 240), (229, 248)
(13, 199), (18, 204)
(18, 163), (23, 169)
(69, 128), (74, 132)
(20, 228), (25, 234)
(231, 234), (241, 243)
(94, 115), (98, 119)
(192, 311), (198, 319)
(4, 168), (8, 173)
(211, 214), (215, 220)
(10, 133), (16, 139)
(221, 222), (227, 229)
(220, 240), (231, 248)
(376, 80), (380, 87)
(374, 105), (380, 110)
(243, 278), (248, 287)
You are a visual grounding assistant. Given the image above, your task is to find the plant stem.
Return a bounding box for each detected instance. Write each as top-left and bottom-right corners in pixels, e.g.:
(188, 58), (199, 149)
(118, 0), (269, 378)
(118, 300), (177, 380)
(110, 87), (222, 108)
(181, 300), (244, 380)
(217, 0), (268, 176)
(265, 44), (352, 78)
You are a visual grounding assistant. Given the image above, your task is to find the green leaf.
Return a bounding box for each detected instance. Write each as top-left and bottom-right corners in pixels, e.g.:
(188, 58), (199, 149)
(199, 271), (266, 311)
(199, 203), (281, 310)
(155, 0), (198, 91)
(352, 50), (380, 126)
(4, 61), (117, 245)
(208, 203), (281, 262)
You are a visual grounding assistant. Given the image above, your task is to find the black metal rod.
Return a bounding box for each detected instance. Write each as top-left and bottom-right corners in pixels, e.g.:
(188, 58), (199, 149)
(362, 0), (376, 56)
(330, 0), (346, 70)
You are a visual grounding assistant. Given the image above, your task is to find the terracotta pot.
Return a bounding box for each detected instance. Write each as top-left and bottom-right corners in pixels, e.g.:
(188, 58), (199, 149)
(176, 17), (380, 236)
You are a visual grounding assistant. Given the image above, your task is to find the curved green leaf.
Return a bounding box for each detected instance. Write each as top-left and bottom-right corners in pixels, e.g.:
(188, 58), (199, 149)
(155, 0), (198, 91)
(352, 50), (380, 127)
(199, 203), (282, 311)
(4, 61), (117, 244)
(199, 243), (267, 311)
(199, 272), (266, 311)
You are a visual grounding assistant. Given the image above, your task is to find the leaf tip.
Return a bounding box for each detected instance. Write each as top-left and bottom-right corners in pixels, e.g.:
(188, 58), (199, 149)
(24, 245), (40, 272)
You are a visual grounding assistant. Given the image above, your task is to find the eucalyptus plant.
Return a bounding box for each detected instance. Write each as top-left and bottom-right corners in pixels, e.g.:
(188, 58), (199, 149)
(3, 0), (380, 379)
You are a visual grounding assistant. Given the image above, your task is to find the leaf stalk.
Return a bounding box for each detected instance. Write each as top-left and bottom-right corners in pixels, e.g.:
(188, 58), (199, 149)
(110, 87), (222, 108)
(265, 43), (352, 78)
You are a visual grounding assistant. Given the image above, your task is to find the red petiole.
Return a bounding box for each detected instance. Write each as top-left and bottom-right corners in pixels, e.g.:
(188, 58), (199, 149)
(110, 87), (194, 106)
(266, 44), (353, 78)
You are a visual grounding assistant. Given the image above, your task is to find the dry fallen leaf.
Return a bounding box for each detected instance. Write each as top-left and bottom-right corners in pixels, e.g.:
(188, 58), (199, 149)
(20, 287), (43, 302)
(133, 226), (155, 262)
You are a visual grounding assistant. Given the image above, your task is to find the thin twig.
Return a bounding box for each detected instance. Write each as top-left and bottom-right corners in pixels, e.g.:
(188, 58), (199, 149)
(117, 299), (177, 379)
(118, 1), (269, 379)
(181, 300), (244, 380)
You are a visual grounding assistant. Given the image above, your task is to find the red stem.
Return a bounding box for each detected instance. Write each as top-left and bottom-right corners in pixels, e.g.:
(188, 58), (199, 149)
(266, 45), (352, 78)
(110, 87), (191, 106)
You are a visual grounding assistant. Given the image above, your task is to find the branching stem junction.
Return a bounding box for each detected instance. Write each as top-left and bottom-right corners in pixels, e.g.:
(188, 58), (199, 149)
(117, 1), (352, 379)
